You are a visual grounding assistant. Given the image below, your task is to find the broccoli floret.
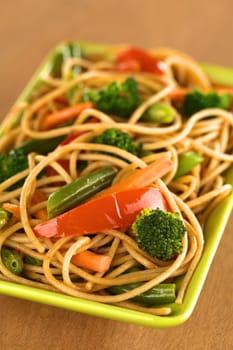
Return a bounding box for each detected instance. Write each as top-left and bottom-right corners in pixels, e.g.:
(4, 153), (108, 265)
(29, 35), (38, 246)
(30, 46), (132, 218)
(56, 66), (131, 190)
(84, 77), (141, 118)
(0, 149), (29, 190)
(132, 208), (186, 261)
(182, 89), (232, 117)
(92, 128), (142, 157)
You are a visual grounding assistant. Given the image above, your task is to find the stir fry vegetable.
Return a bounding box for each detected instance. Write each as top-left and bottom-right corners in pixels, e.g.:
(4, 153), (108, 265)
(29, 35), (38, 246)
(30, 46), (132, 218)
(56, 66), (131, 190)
(1, 41), (232, 320)
(47, 166), (117, 218)
(141, 103), (176, 124)
(17, 135), (66, 155)
(174, 152), (204, 179)
(91, 128), (142, 157)
(115, 47), (164, 74)
(108, 282), (176, 305)
(132, 208), (186, 261)
(83, 77), (141, 118)
(0, 207), (11, 229)
(182, 89), (232, 117)
(0, 149), (28, 190)
(1, 247), (23, 275)
(34, 186), (168, 238)
(40, 102), (93, 130)
(71, 250), (112, 273)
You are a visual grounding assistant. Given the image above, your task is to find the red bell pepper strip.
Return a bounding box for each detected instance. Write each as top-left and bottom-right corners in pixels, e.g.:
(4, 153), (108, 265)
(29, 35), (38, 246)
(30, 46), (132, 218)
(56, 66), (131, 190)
(115, 47), (164, 74)
(33, 187), (168, 238)
(60, 117), (99, 146)
(46, 159), (70, 177)
(59, 132), (82, 146)
(46, 117), (99, 176)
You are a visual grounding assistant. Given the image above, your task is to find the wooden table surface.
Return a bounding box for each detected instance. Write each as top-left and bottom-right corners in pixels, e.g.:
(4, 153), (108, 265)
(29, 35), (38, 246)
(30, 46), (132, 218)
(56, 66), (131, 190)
(0, 1), (233, 349)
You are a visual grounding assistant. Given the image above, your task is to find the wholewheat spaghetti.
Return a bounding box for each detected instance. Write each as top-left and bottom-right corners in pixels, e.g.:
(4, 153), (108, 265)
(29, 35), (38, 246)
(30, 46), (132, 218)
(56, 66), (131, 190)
(0, 43), (232, 316)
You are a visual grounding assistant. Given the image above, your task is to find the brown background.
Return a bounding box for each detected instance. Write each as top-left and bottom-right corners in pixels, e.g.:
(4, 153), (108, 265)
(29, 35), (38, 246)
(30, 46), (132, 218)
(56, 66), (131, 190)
(0, 1), (233, 349)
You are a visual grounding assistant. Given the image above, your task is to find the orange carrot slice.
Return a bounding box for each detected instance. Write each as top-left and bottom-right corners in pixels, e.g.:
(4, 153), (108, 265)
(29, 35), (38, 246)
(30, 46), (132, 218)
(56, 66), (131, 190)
(40, 102), (93, 130)
(71, 250), (112, 272)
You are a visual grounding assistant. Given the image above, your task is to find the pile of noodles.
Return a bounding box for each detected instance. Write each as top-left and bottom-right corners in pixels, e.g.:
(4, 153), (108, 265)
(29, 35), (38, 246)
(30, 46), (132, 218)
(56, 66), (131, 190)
(0, 46), (232, 316)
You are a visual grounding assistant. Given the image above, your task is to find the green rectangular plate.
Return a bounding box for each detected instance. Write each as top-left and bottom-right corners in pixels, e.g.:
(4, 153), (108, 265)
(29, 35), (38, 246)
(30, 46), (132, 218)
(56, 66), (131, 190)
(0, 42), (233, 327)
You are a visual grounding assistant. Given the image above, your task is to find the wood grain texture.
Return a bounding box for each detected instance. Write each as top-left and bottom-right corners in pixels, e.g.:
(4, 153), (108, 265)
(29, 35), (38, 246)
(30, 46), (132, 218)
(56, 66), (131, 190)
(0, 1), (233, 349)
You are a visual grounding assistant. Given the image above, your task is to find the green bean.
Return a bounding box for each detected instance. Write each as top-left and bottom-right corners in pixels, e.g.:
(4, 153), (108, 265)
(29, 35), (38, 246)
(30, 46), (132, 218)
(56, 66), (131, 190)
(65, 70), (80, 105)
(47, 166), (117, 218)
(17, 135), (66, 155)
(24, 254), (43, 266)
(80, 41), (114, 61)
(1, 247), (23, 275)
(108, 283), (176, 306)
(51, 42), (82, 78)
